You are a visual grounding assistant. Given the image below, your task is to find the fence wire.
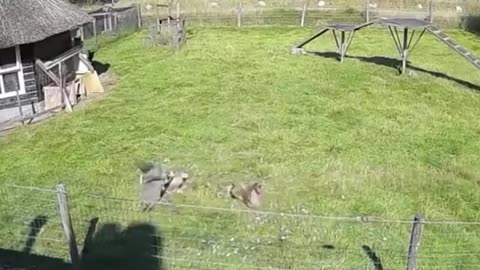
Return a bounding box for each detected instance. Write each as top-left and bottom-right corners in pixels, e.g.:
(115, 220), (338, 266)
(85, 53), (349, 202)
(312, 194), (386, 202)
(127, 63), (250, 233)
(81, 5), (141, 52)
(127, 0), (480, 28)
(0, 185), (69, 261)
(1, 184), (480, 269)
(68, 193), (411, 270)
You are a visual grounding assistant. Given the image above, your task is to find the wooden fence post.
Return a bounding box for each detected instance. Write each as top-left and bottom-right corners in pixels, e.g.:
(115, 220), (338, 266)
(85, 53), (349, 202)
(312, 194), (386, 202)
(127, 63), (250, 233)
(176, 1), (181, 19)
(300, 0), (307, 27)
(56, 184), (80, 268)
(364, 0), (370, 22)
(237, 1), (242, 27)
(93, 19), (98, 51)
(137, 4), (143, 28)
(114, 13), (119, 34)
(406, 214), (424, 270)
(428, 0), (434, 23)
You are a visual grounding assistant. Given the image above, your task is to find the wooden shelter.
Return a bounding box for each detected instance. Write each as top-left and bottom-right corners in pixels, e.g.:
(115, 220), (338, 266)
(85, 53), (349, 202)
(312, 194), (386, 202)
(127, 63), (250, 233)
(0, 0), (95, 123)
(146, 3), (187, 49)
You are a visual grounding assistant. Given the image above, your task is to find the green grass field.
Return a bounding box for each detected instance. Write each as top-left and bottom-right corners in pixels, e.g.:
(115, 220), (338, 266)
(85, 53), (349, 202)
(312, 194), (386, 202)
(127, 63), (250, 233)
(1, 27), (480, 269)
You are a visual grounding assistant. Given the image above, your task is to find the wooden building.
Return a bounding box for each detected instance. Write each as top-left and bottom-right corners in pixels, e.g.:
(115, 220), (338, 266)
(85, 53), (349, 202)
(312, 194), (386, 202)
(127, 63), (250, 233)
(0, 0), (94, 122)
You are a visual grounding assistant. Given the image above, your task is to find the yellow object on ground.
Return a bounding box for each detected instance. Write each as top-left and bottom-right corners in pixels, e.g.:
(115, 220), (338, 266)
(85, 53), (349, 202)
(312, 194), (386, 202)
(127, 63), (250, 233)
(81, 71), (104, 94)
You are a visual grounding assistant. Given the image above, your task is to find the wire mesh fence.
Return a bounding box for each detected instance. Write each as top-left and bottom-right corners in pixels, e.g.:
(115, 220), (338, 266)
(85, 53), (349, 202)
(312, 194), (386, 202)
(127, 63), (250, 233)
(74, 0), (480, 54)
(0, 185), (69, 261)
(68, 193), (412, 269)
(126, 0), (480, 29)
(1, 183), (480, 269)
(81, 5), (142, 52)
(419, 221), (480, 269)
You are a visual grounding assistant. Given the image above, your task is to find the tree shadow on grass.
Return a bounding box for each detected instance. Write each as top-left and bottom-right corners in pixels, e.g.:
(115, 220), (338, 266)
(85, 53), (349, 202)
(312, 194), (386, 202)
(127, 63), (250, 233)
(308, 51), (480, 92)
(80, 217), (164, 270)
(0, 216), (164, 270)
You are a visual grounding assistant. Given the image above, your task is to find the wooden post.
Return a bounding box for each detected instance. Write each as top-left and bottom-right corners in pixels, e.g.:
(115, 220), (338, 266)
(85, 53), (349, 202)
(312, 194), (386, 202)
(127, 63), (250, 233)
(428, 0), (433, 23)
(14, 86), (24, 125)
(59, 69), (73, 113)
(237, 1), (242, 27)
(365, 0), (370, 22)
(92, 19), (97, 51)
(56, 184), (80, 267)
(300, 0), (307, 27)
(406, 214), (424, 270)
(79, 26), (85, 42)
(176, 1), (181, 19)
(136, 4), (143, 28)
(114, 13), (118, 34)
(109, 13), (113, 32)
(155, 0), (160, 24)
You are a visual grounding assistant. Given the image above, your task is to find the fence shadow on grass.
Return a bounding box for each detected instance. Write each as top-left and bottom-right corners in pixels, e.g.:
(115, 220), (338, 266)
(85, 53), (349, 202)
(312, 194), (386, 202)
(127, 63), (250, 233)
(80, 217), (164, 270)
(22, 215), (49, 254)
(0, 216), (163, 270)
(362, 245), (384, 270)
(0, 215), (71, 270)
(308, 51), (480, 92)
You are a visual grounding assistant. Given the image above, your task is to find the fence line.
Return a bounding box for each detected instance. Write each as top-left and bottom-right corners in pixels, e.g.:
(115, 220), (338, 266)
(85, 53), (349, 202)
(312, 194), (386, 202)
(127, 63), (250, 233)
(76, 1), (480, 54)
(126, 0), (480, 29)
(81, 4), (142, 52)
(1, 183), (480, 269)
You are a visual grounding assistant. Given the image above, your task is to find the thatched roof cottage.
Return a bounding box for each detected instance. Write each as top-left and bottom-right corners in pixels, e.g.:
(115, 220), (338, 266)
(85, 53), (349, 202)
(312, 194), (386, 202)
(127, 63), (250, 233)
(0, 0), (94, 122)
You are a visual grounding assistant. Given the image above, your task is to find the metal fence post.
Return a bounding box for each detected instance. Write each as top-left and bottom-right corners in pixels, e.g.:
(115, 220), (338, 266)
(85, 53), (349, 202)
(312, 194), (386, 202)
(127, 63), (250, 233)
(237, 1), (242, 27)
(406, 214), (424, 270)
(300, 0), (307, 27)
(56, 184), (80, 267)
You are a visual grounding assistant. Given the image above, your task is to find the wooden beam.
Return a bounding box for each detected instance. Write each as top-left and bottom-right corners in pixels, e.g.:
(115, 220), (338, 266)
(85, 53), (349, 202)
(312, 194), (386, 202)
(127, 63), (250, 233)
(44, 46), (81, 69)
(35, 59), (61, 86)
(79, 54), (94, 72)
(35, 59), (73, 112)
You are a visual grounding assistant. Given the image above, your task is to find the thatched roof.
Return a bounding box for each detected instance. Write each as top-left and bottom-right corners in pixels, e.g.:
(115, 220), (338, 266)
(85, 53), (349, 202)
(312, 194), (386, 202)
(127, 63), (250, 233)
(0, 0), (94, 49)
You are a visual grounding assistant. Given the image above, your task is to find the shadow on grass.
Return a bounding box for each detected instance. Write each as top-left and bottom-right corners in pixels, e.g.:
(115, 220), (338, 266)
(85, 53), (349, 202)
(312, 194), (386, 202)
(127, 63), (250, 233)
(0, 248), (73, 270)
(87, 51), (111, 76)
(22, 215), (49, 254)
(362, 245), (384, 270)
(80, 218), (164, 270)
(461, 15), (480, 36)
(0, 215), (70, 270)
(0, 217), (164, 270)
(309, 51), (480, 92)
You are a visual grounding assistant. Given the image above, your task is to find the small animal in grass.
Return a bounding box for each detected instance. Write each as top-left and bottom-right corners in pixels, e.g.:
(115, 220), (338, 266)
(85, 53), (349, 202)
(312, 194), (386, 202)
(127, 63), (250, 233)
(227, 182), (264, 209)
(162, 171), (190, 196)
(137, 161), (171, 211)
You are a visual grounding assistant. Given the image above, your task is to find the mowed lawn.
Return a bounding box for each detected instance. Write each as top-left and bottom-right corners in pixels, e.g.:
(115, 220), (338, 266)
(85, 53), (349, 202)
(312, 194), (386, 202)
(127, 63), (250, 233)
(1, 27), (480, 269)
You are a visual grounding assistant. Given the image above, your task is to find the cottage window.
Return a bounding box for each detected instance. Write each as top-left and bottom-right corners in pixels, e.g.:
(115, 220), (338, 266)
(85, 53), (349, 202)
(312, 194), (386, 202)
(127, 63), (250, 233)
(0, 46), (25, 97)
